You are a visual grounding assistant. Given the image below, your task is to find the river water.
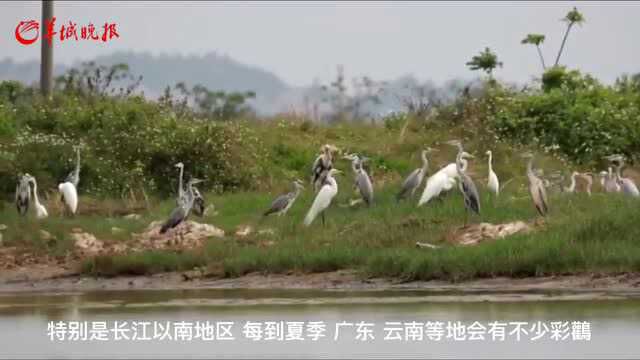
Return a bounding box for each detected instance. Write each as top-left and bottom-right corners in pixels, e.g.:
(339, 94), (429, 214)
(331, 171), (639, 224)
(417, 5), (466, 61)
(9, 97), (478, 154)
(0, 289), (638, 359)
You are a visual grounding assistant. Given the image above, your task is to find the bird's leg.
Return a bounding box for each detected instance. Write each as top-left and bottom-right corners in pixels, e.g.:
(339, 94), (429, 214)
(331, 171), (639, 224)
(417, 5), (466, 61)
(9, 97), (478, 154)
(322, 212), (326, 227)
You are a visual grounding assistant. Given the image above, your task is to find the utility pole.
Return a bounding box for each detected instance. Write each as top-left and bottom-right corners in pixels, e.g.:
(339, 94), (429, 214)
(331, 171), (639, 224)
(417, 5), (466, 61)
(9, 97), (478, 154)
(40, 0), (54, 98)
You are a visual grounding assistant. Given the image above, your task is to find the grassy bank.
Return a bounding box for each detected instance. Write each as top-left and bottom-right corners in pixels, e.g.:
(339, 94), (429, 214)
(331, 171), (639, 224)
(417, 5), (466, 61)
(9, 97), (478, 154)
(2, 173), (639, 282)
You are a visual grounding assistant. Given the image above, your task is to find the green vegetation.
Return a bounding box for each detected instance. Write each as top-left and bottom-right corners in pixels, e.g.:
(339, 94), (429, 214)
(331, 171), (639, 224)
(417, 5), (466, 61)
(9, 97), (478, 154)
(1, 5), (639, 282)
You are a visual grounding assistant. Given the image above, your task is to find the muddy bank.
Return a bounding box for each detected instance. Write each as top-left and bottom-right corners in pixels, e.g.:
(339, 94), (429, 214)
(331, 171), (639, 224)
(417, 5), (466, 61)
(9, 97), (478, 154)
(1, 264), (640, 299)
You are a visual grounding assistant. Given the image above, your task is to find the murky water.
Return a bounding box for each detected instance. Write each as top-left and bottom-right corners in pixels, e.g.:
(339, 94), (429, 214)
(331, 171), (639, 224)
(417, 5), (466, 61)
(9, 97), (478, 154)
(0, 289), (638, 359)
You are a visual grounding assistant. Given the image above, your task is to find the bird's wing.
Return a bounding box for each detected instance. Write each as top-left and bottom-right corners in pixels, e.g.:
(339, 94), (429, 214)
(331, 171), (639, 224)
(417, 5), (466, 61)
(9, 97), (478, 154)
(397, 169), (421, 199)
(304, 183), (337, 225)
(461, 175), (480, 214)
(489, 172), (499, 192)
(160, 207), (187, 233)
(264, 193), (291, 216)
(357, 171), (374, 204)
(530, 181), (548, 216)
(418, 172), (448, 206)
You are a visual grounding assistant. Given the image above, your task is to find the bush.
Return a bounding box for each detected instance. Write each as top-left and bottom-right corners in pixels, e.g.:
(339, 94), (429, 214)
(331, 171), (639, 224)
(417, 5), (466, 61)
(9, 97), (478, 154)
(0, 85), (263, 198)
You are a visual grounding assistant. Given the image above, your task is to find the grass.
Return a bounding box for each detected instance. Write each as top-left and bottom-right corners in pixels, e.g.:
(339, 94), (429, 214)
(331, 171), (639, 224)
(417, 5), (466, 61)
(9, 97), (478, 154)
(1, 120), (639, 282)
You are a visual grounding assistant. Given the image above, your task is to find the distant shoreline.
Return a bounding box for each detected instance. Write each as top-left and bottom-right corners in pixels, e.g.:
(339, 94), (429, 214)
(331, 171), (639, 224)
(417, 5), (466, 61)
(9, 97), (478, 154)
(1, 268), (639, 301)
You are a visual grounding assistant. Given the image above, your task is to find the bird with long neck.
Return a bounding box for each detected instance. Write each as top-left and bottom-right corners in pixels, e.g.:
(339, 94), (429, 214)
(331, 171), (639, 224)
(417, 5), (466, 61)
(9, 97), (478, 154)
(397, 148), (434, 201)
(523, 152), (548, 217)
(343, 153), (374, 206)
(263, 179), (305, 217)
(304, 168), (342, 226)
(486, 150), (499, 197)
(607, 155), (640, 197)
(160, 178), (204, 234)
(26, 175), (48, 219)
(175, 162), (186, 205)
(446, 140), (480, 220)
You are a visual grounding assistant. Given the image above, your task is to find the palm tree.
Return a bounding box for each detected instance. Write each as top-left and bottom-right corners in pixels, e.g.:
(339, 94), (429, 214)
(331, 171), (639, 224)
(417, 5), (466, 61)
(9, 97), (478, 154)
(466, 47), (503, 78)
(521, 34), (547, 70)
(554, 7), (585, 67)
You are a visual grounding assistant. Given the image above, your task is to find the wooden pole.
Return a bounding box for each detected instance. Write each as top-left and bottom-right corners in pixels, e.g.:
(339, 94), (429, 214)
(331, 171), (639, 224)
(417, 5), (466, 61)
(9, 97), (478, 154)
(40, 0), (54, 98)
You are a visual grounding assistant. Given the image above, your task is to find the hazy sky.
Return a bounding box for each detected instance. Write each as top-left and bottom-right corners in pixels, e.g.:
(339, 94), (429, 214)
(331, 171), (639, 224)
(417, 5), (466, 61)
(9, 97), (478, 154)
(1, 1), (638, 87)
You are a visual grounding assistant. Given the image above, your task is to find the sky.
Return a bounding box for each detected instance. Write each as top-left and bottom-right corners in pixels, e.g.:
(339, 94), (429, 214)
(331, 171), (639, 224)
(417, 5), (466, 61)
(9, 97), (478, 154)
(1, 1), (639, 87)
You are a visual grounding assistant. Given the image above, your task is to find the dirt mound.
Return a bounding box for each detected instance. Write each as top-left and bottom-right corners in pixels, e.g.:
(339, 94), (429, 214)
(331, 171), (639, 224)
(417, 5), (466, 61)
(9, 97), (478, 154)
(446, 221), (534, 246)
(131, 221), (225, 251)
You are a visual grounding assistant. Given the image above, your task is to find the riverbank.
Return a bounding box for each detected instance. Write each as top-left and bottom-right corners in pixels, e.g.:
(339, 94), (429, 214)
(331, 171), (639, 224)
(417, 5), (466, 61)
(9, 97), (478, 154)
(2, 263), (640, 300)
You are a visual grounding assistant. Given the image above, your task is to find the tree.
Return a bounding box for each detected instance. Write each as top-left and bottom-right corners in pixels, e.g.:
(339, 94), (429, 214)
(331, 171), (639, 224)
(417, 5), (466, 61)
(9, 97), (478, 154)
(521, 34), (547, 70)
(554, 7), (585, 67)
(466, 47), (503, 78)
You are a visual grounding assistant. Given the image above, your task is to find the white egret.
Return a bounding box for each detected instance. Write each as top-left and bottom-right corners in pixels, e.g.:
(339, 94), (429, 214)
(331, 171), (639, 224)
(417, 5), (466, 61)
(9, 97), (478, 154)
(304, 168), (342, 226)
(486, 150), (499, 197)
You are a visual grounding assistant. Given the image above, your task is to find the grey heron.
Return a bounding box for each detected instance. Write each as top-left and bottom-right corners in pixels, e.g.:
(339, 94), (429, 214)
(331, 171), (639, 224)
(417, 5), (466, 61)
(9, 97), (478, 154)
(486, 150), (499, 197)
(25, 175), (48, 219)
(606, 155), (640, 197)
(343, 153), (374, 206)
(397, 148), (434, 201)
(304, 168), (342, 226)
(446, 140), (480, 217)
(175, 162), (206, 216)
(64, 146), (81, 188)
(311, 144), (339, 192)
(15, 174), (31, 216)
(263, 179), (305, 217)
(522, 152), (549, 217)
(160, 178), (205, 234)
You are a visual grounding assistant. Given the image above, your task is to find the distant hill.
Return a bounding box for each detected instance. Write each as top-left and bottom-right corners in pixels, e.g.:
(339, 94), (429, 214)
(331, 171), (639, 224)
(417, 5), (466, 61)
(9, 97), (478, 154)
(0, 51), (293, 115)
(0, 52), (482, 117)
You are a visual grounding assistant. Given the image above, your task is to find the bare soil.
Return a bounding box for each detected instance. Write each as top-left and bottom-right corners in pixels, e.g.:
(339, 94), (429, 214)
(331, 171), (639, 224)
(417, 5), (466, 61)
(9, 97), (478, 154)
(1, 261), (640, 300)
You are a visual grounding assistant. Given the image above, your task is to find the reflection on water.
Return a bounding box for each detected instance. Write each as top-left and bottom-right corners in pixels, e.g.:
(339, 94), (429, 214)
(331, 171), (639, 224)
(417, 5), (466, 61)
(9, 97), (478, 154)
(0, 289), (638, 359)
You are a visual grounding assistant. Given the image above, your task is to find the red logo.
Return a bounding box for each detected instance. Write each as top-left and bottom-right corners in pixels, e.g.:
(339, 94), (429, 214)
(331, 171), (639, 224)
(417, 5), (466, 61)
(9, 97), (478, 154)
(15, 20), (39, 45)
(15, 18), (120, 45)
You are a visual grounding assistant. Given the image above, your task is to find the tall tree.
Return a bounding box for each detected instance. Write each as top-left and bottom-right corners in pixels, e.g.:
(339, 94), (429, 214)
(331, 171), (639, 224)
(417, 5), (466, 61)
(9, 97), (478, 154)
(554, 7), (585, 67)
(521, 34), (547, 70)
(466, 47), (503, 78)
(40, 0), (54, 98)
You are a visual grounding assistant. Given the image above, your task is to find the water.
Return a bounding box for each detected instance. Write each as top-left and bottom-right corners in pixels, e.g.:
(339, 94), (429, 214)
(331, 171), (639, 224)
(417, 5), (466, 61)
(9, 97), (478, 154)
(0, 289), (638, 359)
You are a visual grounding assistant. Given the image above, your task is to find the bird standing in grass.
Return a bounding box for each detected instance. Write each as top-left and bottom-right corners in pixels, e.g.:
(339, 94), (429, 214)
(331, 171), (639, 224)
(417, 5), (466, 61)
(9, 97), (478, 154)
(446, 140), (480, 219)
(304, 168), (342, 226)
(417, 152), (467, 207)
(522, 152), (549, 217)
(606, 155), (640, 198)
(603, 166), (621, 193)
(397, 148), (434, 201)
(578, 172), (593, 196)
(160, 178), (204, 234)
(263, 179), (305, 217)
(175, 162), (206, 216)
(486, 150), (499, 197)
(26, 175), (48, 219)
(15, 174), (31, 216)
(59, 147), (80, 216)
(563, 171), (579, 193)
(311, 144), (338, 193)
(343, 153), (374, 207)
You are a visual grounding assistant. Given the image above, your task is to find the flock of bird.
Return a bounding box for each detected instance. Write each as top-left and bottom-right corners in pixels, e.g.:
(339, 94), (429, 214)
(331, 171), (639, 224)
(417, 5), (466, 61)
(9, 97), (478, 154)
(12, 141), (640, 234)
